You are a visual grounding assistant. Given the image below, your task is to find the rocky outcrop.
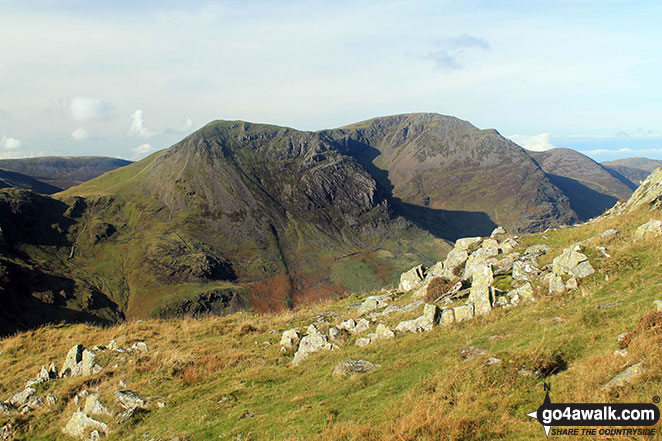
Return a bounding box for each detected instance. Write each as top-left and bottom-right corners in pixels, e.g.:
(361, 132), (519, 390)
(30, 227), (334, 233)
(292, 329), (338, 365)
(63, 410), (108, 440)
(280, 329), (300, 349)
(399, 265), (426, 292)
(602, 363), (644, 391)
(633, 219), (662, 241)
(552, 249), (595, 279)
(60, 345), (102, 377)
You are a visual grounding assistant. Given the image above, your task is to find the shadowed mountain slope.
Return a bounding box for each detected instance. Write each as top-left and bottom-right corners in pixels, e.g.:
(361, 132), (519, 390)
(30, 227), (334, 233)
(0, 168), (61, 194)
(527, 148), (636, 220)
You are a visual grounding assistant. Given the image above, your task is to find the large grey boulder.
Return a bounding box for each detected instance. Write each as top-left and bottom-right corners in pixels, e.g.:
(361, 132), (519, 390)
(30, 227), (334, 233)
(524, 244), (550, 258)
(395, 315), (433, 333)
(333, 360), (379, 376)
(492, 252), (519, 276)
(552, 249), (595, 278)
(292, 331), (337, 365)
(61, 345), (102, 377)
(440, 308), (455, 325)
(63, 410), (108, 439)
(499, 237), (519, 254)
(280, 329), (301, 349)
(633, 219), (662, 241)
(399, 264), (426, 292)
(423, 303), (440, 324)
(114, 390), (146, 410)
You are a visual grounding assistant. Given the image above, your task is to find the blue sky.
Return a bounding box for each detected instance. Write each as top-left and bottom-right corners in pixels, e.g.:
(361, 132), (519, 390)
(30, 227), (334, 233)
(1, 0), (661, 162)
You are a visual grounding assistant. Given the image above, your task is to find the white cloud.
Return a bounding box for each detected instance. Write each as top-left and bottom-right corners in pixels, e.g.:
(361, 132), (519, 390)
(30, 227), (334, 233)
(0, 150), (30, 159)
(1, 134), (21, 150)
(71, 127), (89, 141)
(131, 142), (156, 160)
(128, 110), (153, 138)
(507, 133), (555, 152)
(61, 97), (111, 122)
(580, 147), (662, 155)
(183, 117), (193, 131)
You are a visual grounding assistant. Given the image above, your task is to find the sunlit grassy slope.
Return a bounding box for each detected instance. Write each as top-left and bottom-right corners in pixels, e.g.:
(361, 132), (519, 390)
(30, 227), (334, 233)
(1, 202), (661, 440)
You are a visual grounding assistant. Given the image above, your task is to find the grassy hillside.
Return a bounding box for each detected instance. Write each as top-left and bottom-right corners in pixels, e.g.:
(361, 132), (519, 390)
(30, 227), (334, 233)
(1, 179), (660, 440)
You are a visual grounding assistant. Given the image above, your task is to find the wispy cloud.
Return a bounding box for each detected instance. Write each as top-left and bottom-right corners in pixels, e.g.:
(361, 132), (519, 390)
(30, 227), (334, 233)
(507, 133), (554, 151)
(128, 110), (154, 138)
(131, 142), (156, 160)
(71, 127), (89, 141)
(60, 97), (111, 122)
(424, 34), (491, 70)
(579, 147), (662, 156)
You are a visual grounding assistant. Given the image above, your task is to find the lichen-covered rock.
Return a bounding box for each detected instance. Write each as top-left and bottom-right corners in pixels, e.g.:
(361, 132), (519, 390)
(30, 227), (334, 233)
(84, 394), (111, 417)
(441, 249), (469, 279)
(114, 390), (146, 410)
(454, 237), (483, 251)
(547, 273), (565, 294)
(499, 237), (519, 254)
(337, 318), (356, 332)
(355, 336), (372, 347)
(440, 308), (455, 325)
(353, 318), (370, 334)
(602, 363), (644, 391)
(655, 300), (662, 313)
(395, 315), (433, 333)
(399, 264), (426, 292)
(8, 387), (35, 407)
(492, 252), (519, 276)
(357, 295), (390, 315)
(333, 360), (379, 376)
(566, 277), (578, 291)
(280, 329), (301, 349)
(512, 256), (541, 281)
(524, 244), (550, 258)
(490, 226), (507, 239)
(633, 219), (662, 241)
(453, 304), (474, 321)
(423, 303), (440, 324)
(63, 410), (108, 439)
(459, 346), (486, 359)
(552, 249), (595, 278)
(292, 331), (337, 365)
(328, 327), (340, 340)
(130, 342), (149, 353)
(61, 344), (84, 377)
(373, 323), (395, 340)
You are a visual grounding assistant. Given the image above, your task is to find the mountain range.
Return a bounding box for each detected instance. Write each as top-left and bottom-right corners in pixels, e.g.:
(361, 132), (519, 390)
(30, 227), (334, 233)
(0, 113), (659, 335)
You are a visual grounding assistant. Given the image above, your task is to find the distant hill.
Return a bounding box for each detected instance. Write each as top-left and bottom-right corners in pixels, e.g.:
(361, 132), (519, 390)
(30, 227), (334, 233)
(0, 156), (132, 190)
(0, 168), (61, 194)
(326, 113), (577, 235)
(601, 157), (662, 185)
(527, 148), (636, 220)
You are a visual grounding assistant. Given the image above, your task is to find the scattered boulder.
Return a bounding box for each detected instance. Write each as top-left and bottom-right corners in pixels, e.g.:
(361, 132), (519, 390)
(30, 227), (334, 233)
(61, 345), (102, 377)
(654, 300), (662, 313)
(328, 327), (340, 340)
(333, 360), (379, 376)
(355, 337), (372, 347)
(486, 357), (502, 365)
(600, 229), (621, 239)
(552, 249), (595, 279)
(0, 424), (15, 441)
(61, 344), (84, 377)
(280, 329), (300, 349)
(524, 244), (550, 257)
(440, 308), (455, 325)
(0, 402), (11, 416)
(499, 237), (519, 254)
(565, 277), (578, 291)
(399, 264), (426, 292)
(130, 342), (149, 353)
(602, 363), (644, 391)
(45, 393), (57, 406)
(114, 390), (146, 410)
(422, 303), (440, 324)
(395, 315), (433, 333)
(357, 295), (391, 315)
(84, 394), (111, 416)
(633, 219), (662, 241)
(373, 323), (395, 341)
(63, 410), (108, 439)
(8, 387), (35, 407)
(292, 331), (337, 365)
(459, 346), (486, 360)
(492, 253), (519, 276)
(117, 406), (146, 424)
(546, 273), (565, 295)
(337, 319), (357, 332)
